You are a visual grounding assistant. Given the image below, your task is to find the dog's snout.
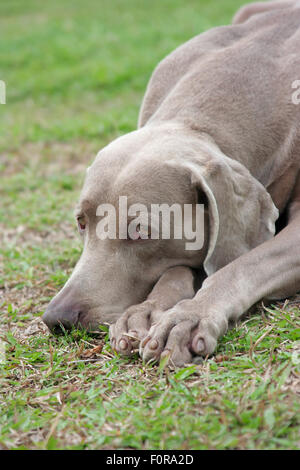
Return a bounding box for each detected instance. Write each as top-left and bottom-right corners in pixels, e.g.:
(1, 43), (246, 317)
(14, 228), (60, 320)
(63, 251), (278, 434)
(42, 284), (87, 334)
(42, 306), (82, 333)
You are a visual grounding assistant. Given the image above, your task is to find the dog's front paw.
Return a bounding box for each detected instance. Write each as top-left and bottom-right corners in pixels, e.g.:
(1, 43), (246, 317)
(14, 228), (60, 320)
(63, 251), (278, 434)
(109, 300), (163, 356)
(139, 299), (228, 367)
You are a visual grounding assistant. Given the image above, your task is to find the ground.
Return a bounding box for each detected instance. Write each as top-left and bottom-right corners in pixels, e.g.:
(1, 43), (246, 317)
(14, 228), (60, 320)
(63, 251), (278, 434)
(0, 0), (299, 450)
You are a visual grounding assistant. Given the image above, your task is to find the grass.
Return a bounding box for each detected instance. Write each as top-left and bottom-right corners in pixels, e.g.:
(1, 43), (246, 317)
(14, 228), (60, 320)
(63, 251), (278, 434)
(0, 0), (299, 450)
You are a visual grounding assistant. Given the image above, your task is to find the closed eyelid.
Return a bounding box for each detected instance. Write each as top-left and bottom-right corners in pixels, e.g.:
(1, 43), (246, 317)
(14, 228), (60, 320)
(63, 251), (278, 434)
(74, 207), (86, 219)
(74, 206), (83, 218)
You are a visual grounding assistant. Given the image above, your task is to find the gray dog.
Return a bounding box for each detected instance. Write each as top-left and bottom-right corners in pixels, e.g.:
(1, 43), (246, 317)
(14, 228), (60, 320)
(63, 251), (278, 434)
(43, 1), (300, 366)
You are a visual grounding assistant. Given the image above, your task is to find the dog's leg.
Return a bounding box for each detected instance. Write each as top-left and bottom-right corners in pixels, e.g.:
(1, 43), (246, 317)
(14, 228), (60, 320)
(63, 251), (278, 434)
(140, 209), (300, 366)
(109, 266), (195, 357)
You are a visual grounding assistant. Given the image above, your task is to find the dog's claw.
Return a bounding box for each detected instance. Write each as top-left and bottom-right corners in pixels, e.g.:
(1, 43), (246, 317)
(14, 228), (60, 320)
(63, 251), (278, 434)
(109, 301), (163, 356)
(119, 338), (128, 350)
(138, 299), (224, 366)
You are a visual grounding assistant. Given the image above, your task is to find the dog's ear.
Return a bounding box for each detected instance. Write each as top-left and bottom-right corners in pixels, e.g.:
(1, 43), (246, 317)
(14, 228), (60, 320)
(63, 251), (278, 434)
(170, 144), (279, 276)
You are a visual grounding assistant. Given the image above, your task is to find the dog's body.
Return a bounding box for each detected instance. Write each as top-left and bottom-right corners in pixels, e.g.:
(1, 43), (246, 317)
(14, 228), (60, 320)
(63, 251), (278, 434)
(43, 1), (300, 366)
(140, 0), (300, 211)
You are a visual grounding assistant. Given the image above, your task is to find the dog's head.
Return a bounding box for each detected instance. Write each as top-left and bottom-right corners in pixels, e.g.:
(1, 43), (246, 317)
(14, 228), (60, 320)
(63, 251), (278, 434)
(42, 124), (278, 332)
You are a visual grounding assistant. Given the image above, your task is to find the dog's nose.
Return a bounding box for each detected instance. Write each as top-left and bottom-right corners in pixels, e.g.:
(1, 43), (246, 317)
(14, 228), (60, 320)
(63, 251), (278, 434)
(42, 306), (82, 334)
(42, 282), (88, 334)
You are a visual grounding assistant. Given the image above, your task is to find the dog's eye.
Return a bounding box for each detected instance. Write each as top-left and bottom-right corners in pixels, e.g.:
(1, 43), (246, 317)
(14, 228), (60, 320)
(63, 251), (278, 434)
(128, 223), (150, 240)
(77, 216), (86, 234)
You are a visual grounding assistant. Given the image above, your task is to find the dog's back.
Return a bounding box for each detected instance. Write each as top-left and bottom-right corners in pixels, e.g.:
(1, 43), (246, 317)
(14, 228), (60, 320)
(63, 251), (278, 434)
(232, 0), (298, 24)
(139, 2), (300, 193)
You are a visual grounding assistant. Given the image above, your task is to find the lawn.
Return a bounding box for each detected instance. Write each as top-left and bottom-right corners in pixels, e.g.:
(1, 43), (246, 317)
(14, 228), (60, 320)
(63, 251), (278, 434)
(0, 0), (299, 450)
